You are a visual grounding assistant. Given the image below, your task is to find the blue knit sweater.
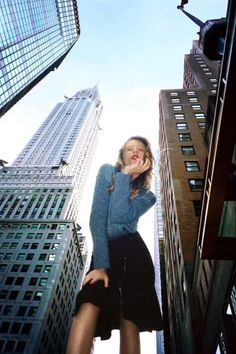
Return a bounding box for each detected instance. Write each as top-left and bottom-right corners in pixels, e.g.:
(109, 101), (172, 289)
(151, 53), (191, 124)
(89, 164), (156, 269)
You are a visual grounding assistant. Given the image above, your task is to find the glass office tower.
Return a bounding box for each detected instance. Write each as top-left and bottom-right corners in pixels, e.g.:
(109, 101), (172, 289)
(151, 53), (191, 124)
(0, 0), (80, 117)
(0, 87), (103, 354)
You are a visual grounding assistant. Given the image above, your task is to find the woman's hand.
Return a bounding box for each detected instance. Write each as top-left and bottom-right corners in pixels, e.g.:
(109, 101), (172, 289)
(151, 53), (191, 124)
(82, 268), (109, 288)
(122, 158), (150, 179)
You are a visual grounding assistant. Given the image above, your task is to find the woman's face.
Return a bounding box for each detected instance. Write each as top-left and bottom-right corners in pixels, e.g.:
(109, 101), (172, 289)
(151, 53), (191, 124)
(123, 139), (146, 166)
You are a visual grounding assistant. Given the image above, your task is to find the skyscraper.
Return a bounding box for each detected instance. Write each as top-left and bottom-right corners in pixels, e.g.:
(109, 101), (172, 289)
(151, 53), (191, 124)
(159, 1), (236, 353)
(0, 0), (80, 118)
(0, 86), (103, 353)
(154, 164), (166, 354)
(159, 40), (220, 354)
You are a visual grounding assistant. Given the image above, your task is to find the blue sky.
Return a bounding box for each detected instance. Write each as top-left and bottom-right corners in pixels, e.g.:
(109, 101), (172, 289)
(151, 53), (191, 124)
(0, 0), (227, 166)
(0, 1), (228, 352)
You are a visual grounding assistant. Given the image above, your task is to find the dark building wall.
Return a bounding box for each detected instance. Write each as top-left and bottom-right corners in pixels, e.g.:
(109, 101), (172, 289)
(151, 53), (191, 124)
(159, 86), (209, 354)
(0, 221), (85, 354)
(160, 88), (207, 279)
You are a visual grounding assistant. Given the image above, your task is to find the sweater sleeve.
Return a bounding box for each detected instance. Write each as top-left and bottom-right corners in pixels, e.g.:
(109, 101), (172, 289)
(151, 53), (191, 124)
(89, 164), (113, 269)
(109, 172), (156, 223)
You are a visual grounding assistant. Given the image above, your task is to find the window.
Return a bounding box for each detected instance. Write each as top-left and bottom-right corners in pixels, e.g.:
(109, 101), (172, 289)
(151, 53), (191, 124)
(21, 264), (29, 272)
(15, 233), (23, 239)
(174, 113), (185, 120)
(30, 243), (38, 249)
(29, 278), (37, 286)
(10, 242), (18, 249)
(52, 243), (59, 250)
(34, 265), (43, 273)
(194, 112), (205, 119)
(189, 179), (204, 191)
(39, 254), (47, 261)
(16, 341), (26, 352)
(4, 253), (13, 260)
(189, 97), (198, 103)
(1, 242), (10, 249)
(5, 277), (14, 285)
(185, 161), (200, 172)
(181, 146), (195, 155)
(39, 278), (48, 286)
(26, 254), (34, 260)
(178, 133), (191, 141)
(193, 200), (202, 216)
(3, 305), (13, 316)
(171, 98), (180, 103)
(0, 321), (10, 333)
(187, 91), (195, 96)
(28, 306), (38, 317)
(191, 104), (201, 110)
(21, 323), (32, 335)
(22, 243), (30, 249)
(198, 122), (205, 129)
(48, 254), (56, 261)
(34, 291), (43, 301)
(44, 265), (52, 273)
(15, 277), (24, 285)
(23, 291), (33, 300)
(31, 224), (39, 229)
(17, 306), (27, 316)
(43, 243), (50, 250)
(58, 224), (66, 230)
(0, 290), (8, 299)
(176, 122), (188, 130)
(16, 253), (25, 260)
(170, 92), (179, 97)
(5, 341), (15, 351)
(10, 322), (21, 334)
(9, 291), (19, 300)
(173, 105), (182, 111)
(0, 264), (7, 272)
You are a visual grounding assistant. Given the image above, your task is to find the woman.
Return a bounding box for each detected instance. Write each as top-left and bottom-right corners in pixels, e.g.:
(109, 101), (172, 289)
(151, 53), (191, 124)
(66, 136), (163, 354)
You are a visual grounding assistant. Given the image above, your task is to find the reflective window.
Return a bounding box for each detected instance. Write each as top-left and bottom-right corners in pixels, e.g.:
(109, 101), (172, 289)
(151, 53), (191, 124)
(178, 133), (191, 141)
(181, 146), (195, 155)
(189, 179), (204, 191)
(185, 161), (200, 172)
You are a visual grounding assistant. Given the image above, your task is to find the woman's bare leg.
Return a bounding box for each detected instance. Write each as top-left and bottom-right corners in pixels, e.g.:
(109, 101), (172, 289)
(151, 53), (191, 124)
(119, 315), (140, 354)
(66, 303), (100, 354)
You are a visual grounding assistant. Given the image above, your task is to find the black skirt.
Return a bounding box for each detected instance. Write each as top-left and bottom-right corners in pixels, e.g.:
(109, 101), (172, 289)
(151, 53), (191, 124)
(73, 232), (164, 340)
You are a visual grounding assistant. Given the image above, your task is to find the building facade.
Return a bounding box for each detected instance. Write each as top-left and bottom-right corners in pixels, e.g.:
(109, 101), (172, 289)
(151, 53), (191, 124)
(159, 42), (220, 354)
(0, 87), (103, 353)
(154, 166), (167, 354)
(192, 1), (236, 353)
(0, 0), (80, 118)
(159, 1), (236, 353)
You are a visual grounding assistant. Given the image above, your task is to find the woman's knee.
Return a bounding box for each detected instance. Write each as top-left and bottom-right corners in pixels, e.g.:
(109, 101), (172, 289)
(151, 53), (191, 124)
(75, 302), (100, 324)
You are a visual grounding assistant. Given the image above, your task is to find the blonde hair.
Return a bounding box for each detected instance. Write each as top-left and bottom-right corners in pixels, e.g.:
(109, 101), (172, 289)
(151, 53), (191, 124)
(116, 136), (154, 199)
